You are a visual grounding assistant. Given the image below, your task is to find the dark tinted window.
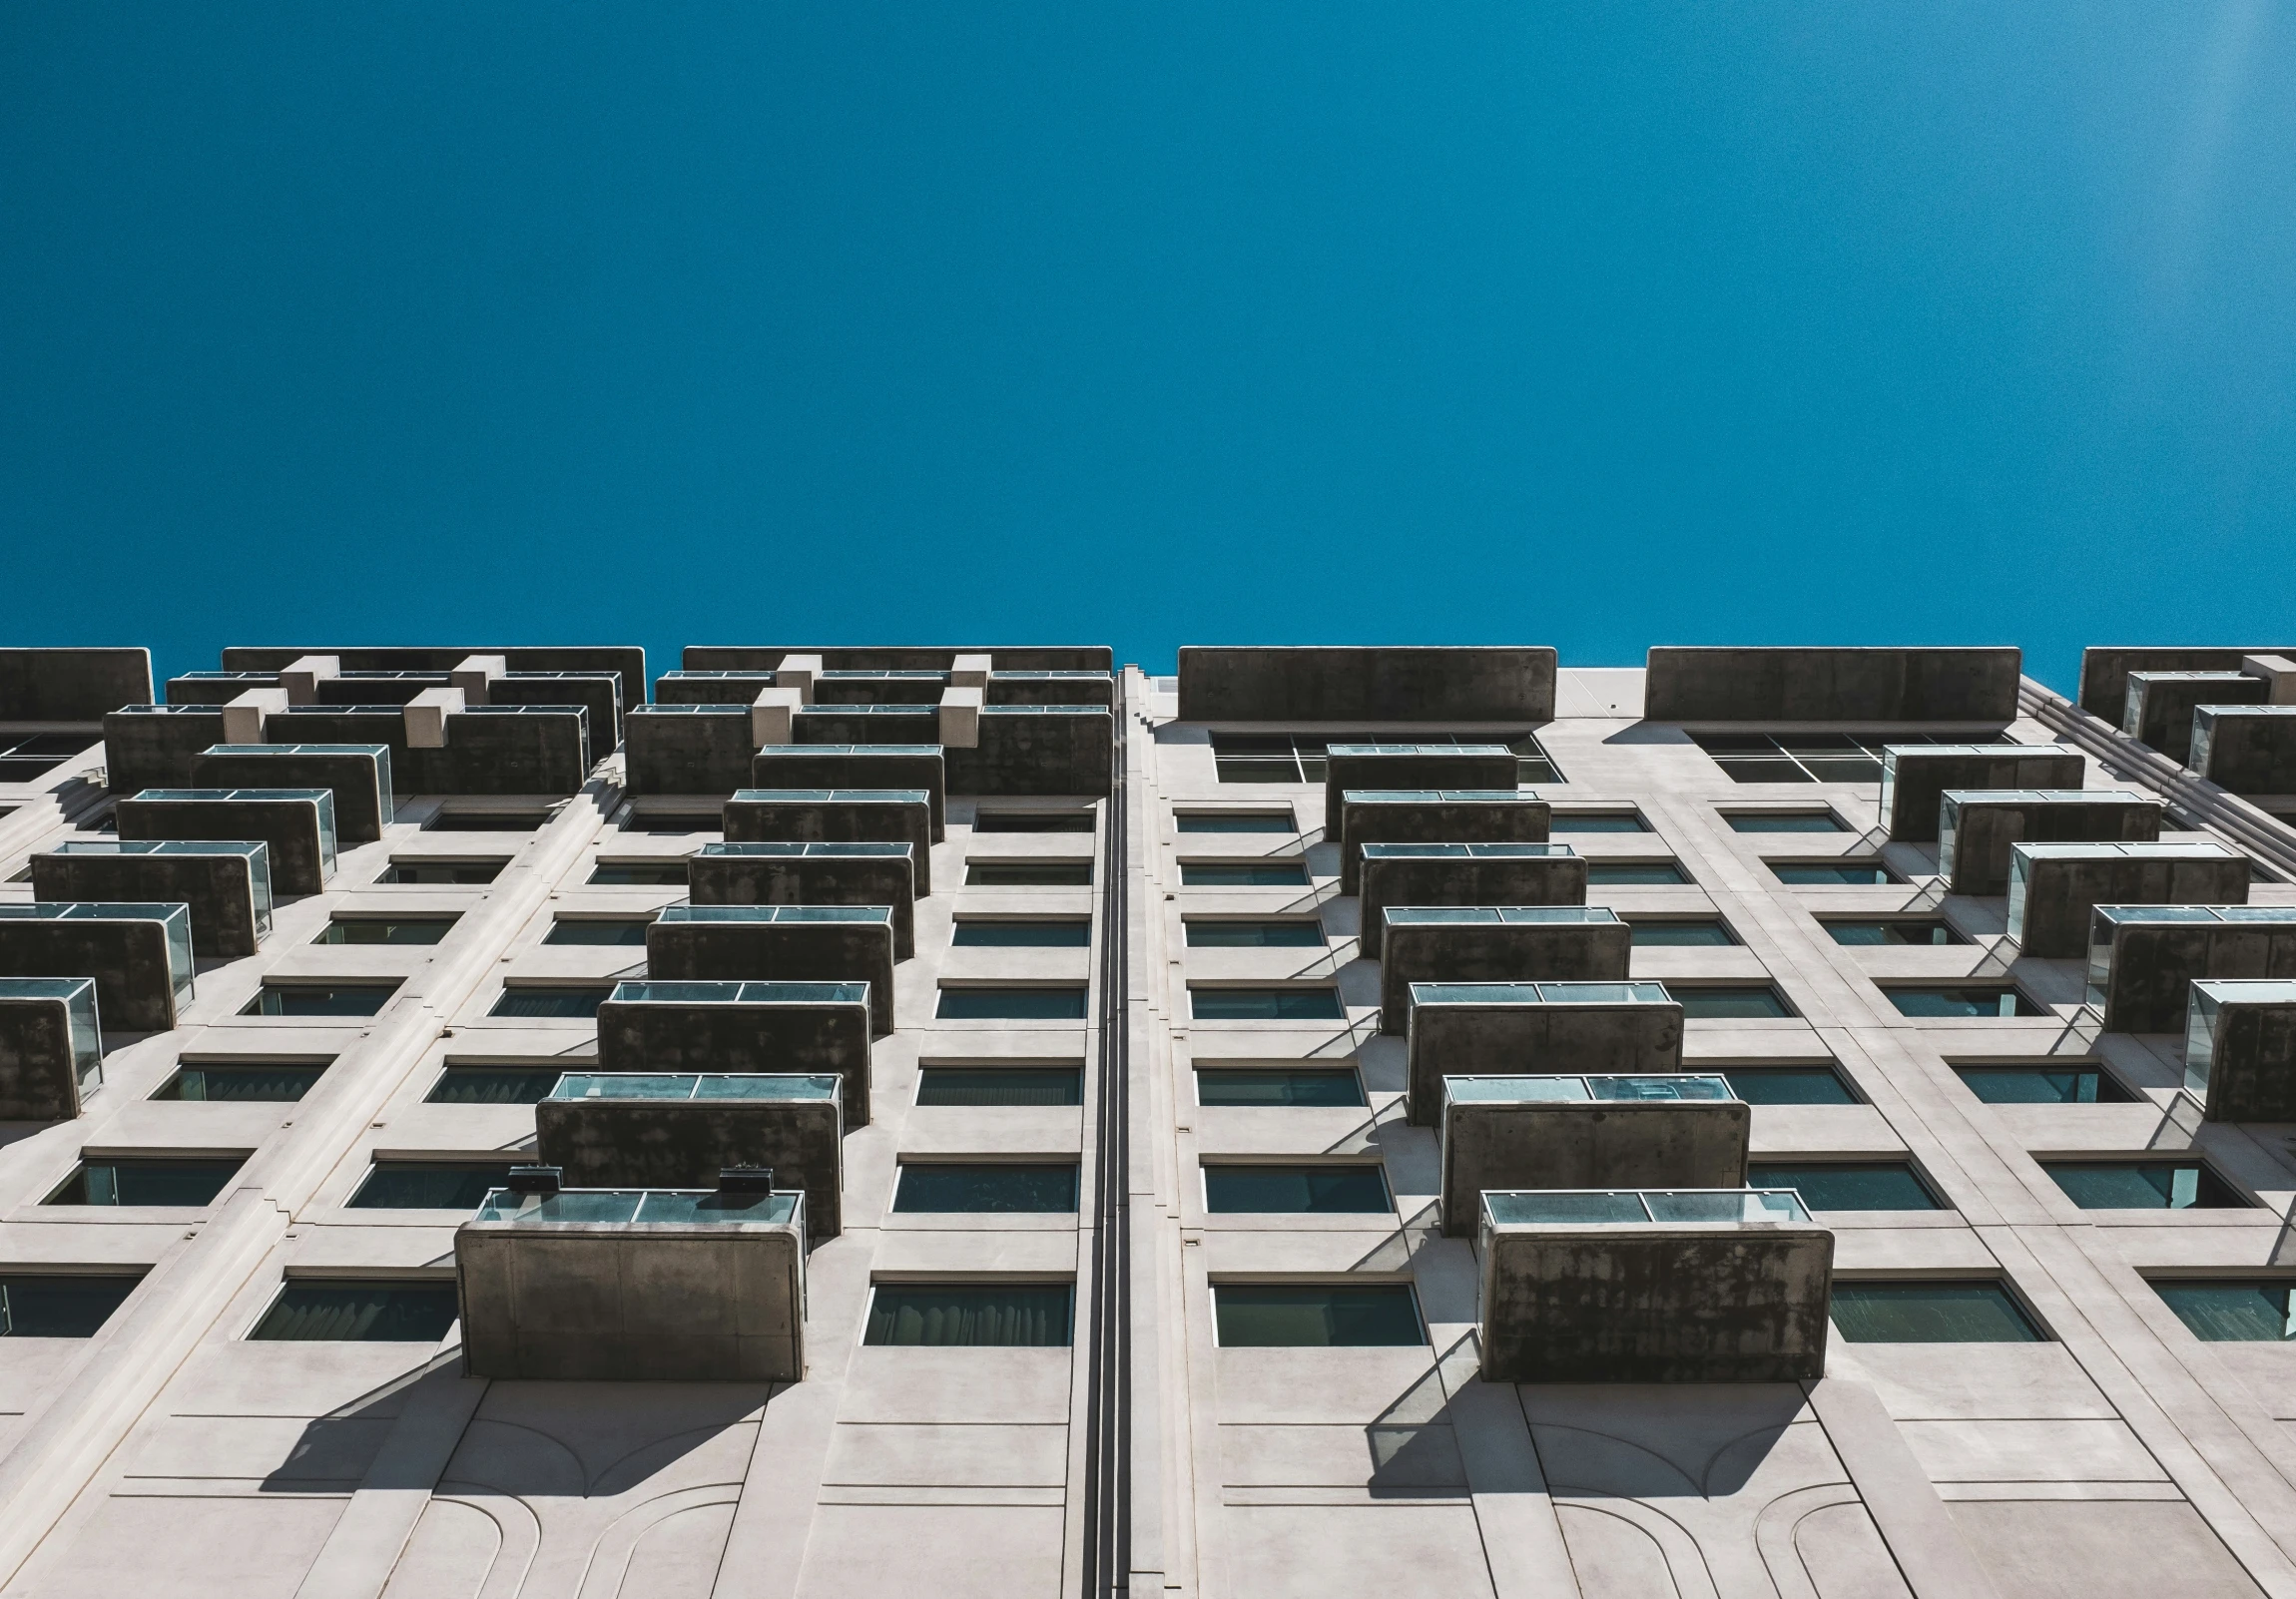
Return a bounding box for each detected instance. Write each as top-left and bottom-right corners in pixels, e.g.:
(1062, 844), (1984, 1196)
(347, 1164), (515, 1210)
(1721, 1067), (1858, 1105)
(488, 988), (610, 1018)
(1773, 862), (1896, 885)
(936, 988), (1090, 1020)
(950, 921), (1092, 947)
(1195, 1067), (1365, 1107)
(48, 1160), (244, 1207)
(1748, 1162), (1942, 1211)
(2043, 1162), (2245, 1210)
(243, 983), (400, 1017)
(1826, 920), (1964, 946)
(973, 811), (1094, 833)
(1888, 987), (2046, 1018)
(1628, 919), (1735, 946)
(430, 810), (551, 831)
(378, 860), (505, 884)
(2154, 1282), (2296, 1341)
(892, 1164), (1079, 1213)
(0, 1275), (140, 1336)
(317, 918), (457, 945)
(1956, 1066), (2134, 1104)
(1180, 862), (1311, 887)
(545, 919), (652, 945)
(1673, 986), (1792, 1019)
(1586, 861), (1688, 884)
(1727, 812), (1846, 832)
(966, 860), (1093, 886)
(1190, 988), (1345, 1020)
(156, 1064), (327, 1102)
(587, 863), (689, 885)
(1549, 813), (1646, 833)
(864, 1283), (1074, 1346)
(1185, 921), (1324, 948)
(426, 1067), (564, 1104)
(1203, 1165), (1390, 1214)
(249, 1283), (460, 1341)
(1176, 812), (1295, 833)
(915, 1067), (1084, 1106)
(1214, 1284), (1423, 1346)
(1832, 1282), (2044, 1342)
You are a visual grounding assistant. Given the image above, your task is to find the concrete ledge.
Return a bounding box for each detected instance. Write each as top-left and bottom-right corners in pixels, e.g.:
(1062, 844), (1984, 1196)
(1177, 646), (1556, 723)
(1646, 647), (2020, 724)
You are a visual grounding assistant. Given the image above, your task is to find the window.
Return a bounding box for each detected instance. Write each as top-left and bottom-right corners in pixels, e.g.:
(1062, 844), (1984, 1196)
(0, 1275), (141, 1336)
(156, 1062), (329, 1101)
(974, 811), (1095, 833)
(1747, 1162), (1943, 1211)
(1176, 811), (1295, 834)
(2042, 1162), (2245, 1210)
(1180, 861), (1311, 887)
(1831, 1282), (2044, 1342)
(48, 1159), (244, 1207)
(242, 983), (400, 1018)
(1184, 920), (1324, 948)
(1887, 987), (2046, 1019)
(936, 987), (1090, 1020)
(425, 1065), (565, 1104)
(1627, 918), (1736, 947)
(1694, 732), (1998, 785)
(1195, 1066), (1365, 1107)
(489, 987), (611, 1019)
(1586, 861), (1689, 885)
(1772, 861), (1897, 885)
(892, 1164), (1079, 1213)
(950, 920), (1092, 947)
(620, 812), (717, 834)
(1825, 919), (1964, 946)
(348, 1163), (515, 1210)
(1190, 987), (1346, 1021)
(966, 860), (1093, 886)
(1213, 1283), (1424, 1347)
(1720, 1066), (1859, 1105)
(317, 917), (458, 945)
(0, 733), (95, 781)
(1550, 811), (1646, 833)
(863, 1283), (1074, 1346)
(1673, 986), (1793, 1019)
(1203, 1164), (1390, 1214)
(587, 862), (689, 885)
(1210, 732), (1560, 786)
(1955, 1065), (2135, 1105)
(429, 808), (552, 831)
(2153, 1281), (2296, 1341)
(545, 918), (652, 945)
(249, 1283), (460, 1342)
(378, 860), (506, 884)
(1726, 811), (1848, 832)
(915, 1066), (1085, 1106)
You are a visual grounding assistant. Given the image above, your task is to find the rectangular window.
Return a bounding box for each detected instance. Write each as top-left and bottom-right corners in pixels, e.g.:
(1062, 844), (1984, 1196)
(1627, 918), (1736, 946)
(1825, 919), (1964, 946)
(1694, 732), (1998, 786)
(347, 1164), (516, 1210)
(1184, 920), (1324, 948)
(1203, 1164), (1390, 1214)
(47, 1159), (244, 1207)
(1213, 1283), (1424, 1347)
(1720, 1066), (1859, 1105)
(1209, 733), (1559, 786)
(425, 1066), (565, 1104)
(155, 1063), (329, 1102)
(317, 917), (458, 945)
(915, 1066), (1085, 1106)
(1176, 811), (1296, 834)
(1586, 861), (1689, 885)
(620, 812), (717, 834)
(544, 918), (653, 945)
(429, 808), (551, 831)
(242, 983), (400, 1018)
(587, 863), (690, 885)
(1726, 811), (1847, 832)
(378, 860), (506, 884)
(1772, 861), (1897, 885)
(950, 920), (1092, 947)
(1831, 1282), (2044, 1342)
(1195, 1066), (1365, 1107)
(488, 987), (611, 1019)
(1672, 986), (1793, 1019)
(891, 1164), (1079, 1213)
(0, 1275), (141, 1337)
(1747, 1162), (1943, 1212)
(1549, 811), (1646, 833)
(966, 860), (1093, 886)
(863, 1283), (1074, 1346)
(0, 733), (96, 782)
(1190, 988), (1346, 1021)
(2042, 1162), (2246, 1210)
(249, 1283), (460, 1342)
(1887, 987), (2046, 1019)
(1954, 1065), (2135, 1104)
(1180, 861), (1311, 887)
(973, 811), (1095, 833)
(936, 987), (1090, 1020)
(2153, 1281), (2296, 1341)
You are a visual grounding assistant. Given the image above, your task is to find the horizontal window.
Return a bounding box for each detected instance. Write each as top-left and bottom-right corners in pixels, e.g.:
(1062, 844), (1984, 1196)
(1213, 1283), (1424, 1347)
(1586, 861), (1688, 885)
(2154, 1281), (2296, 1341)
(1831, 1282), (2044, 1342)
(619, 812), (717, 834)
(430, 808), (552, 831)
(950, 920), (1091, 947)
(1825, 919), (1964, 946)
(1203, 1164), (1390, 1214)
(249, 1283), (460, 1342)
(1772, 861), (1897, 885)
(2042, 1162), (2246, 1211)
(155, 1063), (328, 1102)
(48, 1159), (244, 1208)
(1627, 918), (1735, 947)
(489, 987), (610, 1019)
(316, 917), (458, 945)
(348, 1164), (515, 1210)
(1176, 811), (1296, 834)
(1184, 920), (1323, 948)
(1673, 986), (1792, 1019)
(1726, 811), (1847, 833)
(936, 987), (1089, 1020)
(1694, 732), (1986, 786)
(1549, 812), (1646, 833)
(1887, 986), (2045, 1019)
(587, 863), (690, 886)
(1190, 987), (1345, 1021)
(544, 918), (652, 945)
(863, 1283), (1074, 1346)
(892, 1164), (1079, 1213)
(1195, 1066), (1365, 1108)
(1212, 733), (1561, 785)
(1720, 1066), (1858, 1105)
(0, 733), (95, 782)
(377, 860), (506, 884)
(426, 1066), (565, 1104)
(243, 983), (400, 1018)
(0, 1275), (141, 1337)
(915, 1066), (1084, 1107)
(1955, 1065), (2135, 1105)
(966, 860), (1093, 886)
(1748, 1162), (1942, 1212)
(1180, 861), (1311, 887)
(973, 811), (1094, 833)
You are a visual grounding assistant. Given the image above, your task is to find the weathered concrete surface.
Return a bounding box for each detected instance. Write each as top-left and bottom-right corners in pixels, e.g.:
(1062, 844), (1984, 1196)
(1645, 646), (2020, 724)
(945, 708), (1114, 797)
(1881, 745), (2084, 842)
(163, 673), (277, 706)
(2188, 983), (2296, 1122)
(536, 1093), (845, 1239)
(1379, 911), (1631, 1034)
(813, 672), (950, 706)
(1176, 646), (1557, 723)
(220, 644), (647, 714)
(2009, 843), (2250, 958)
(1938, 791), (2162, 895)
(312, 673), (446, 707)
(986, 672), (1115, 707)
(0, 918), (181, 1032)
(646, 915), (898, 1036)
(186, 747), (393, 842)
(274, 706), (591, 797)
(0, 989), (90, 1121)
(1440, 1100), (1750, 1235)
(1406, 990), (1685, 1123)
(752, 747), (947, 839)
(794, 706), (941, 746)
(2193, 706), (2296, 796)
(1337, 791), (1549, 893)
(1359, 847), (1587, 957)
(102, 707), (226, 794)
(488, 672), (624, 756)
(113, 791), (334, 895)
(688, 842), (917, 959)
(1320, 748), (1519, 839)
(0, 648), (152, 723)
(2092, 909), (2296, 1032)
(656, 670), (779, 706)
(596, 991), (875, 1126)
(723, 791), (934, 897)
(623, 706), (755, 795)
(2077, 646), (2296, 724)
(687, 644), (1112, 672)
(2123, 672), (2268, 764)
(32, 847), (268, 957)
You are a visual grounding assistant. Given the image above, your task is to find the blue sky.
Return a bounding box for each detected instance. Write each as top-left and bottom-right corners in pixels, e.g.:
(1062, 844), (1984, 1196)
(3, 3), (2292, 691)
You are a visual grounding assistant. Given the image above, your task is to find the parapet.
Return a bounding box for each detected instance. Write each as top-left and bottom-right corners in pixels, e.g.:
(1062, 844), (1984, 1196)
(1644, 647), (2020, 725)
(1177, 646), (1556, 724)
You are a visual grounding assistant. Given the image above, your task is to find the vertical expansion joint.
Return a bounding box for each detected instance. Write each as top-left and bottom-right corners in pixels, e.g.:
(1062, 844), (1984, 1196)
(1080, 669), (1132, 1595)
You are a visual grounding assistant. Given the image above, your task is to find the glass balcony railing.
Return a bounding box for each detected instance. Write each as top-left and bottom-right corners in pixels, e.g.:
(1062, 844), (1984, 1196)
(729, 789), (931, 805)
(1443, 1073), (1735, 1105)
(1481, 1188), (1812, 1229)
(1410, 980), (1672, 1008)
(0, 976), (102, 1092)
(46, 840), (273, 937)
(606, 979), (870, 1006)
(1327, 743), (1514, 758)
(1361, 842), (1575, 860)
(0, 903), (194, 1003)
(1341, 789), (1531, 804)
(546, 1072), (840, 1102)
(1383, 906), (1620, 927)
(656, 904), (890, 926)
(472, 1186), (805, 1228)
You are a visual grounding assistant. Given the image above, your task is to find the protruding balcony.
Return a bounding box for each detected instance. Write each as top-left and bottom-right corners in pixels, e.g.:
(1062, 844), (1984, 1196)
(0, 903), (193, 1032)
(186, 744), (393, 842)
(1477, 1188), (1833, 1382)
(101, 705), (228, 793)
(688, 841), (917, 959)
(986, 670), (1115, 707)
(2009, 842), (2250, 958)
(752, 745), (946, 839)
(455, 1171), (807, 1381)
(1, 647), (153, 723)
(1321, 745), (1519, 839)
(1438, 1075), (1747, 1236)
(646, 905), (895, 1036)
(2186, 980), (2296, 1122)
(654, 669), (780, 706)
(114, 788), (336, 895)
(0, 977), (103, 1120)
(1880, 744), (2084, 842)
(623, 704), (755, 796)
(33, 841), (272, 957)
(794, 703), (940, 746)
(261, 703), (590, 796)
(2123, 671), (2268, 763)
(724, 789), (934, 896)
(1404, 980), (1683, 1124)
(2192, 705), (2296, 797)
(1336, 790), (1550, 893)
(813, 670), (950, 706)
(597, 978), (875, 1125)
(1378, 906), (1631, 1034)
(1937, 790), (2161, 895)
(1359, 844), (1585, 957)
(2087, 905), (2296, 1032)
(945, 706), (1114, 798)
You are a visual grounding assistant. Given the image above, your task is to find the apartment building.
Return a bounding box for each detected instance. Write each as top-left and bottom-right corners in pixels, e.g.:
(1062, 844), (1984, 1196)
(0, 640), (2294, 1599)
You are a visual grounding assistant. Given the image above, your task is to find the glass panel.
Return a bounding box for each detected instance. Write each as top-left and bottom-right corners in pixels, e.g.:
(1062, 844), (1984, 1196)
(1176, 813), (1295, 833)
(1195, 1068), (1365, 1108)
(1721, 1068), (1857, 1106)
(936, 988), (1090, 1020)
(1587, 1075), (1735, 1102)
(586, 864), (690, 885)
(553, 1073), (694, 1099)
(1179, 863), (1310, 886)
(2155, 1282), (2296, 1341)
(950, 921), (1092, 947)
(1673, 987), (1791, 1019)
(2042, 1163), (2241, 1210)
(244, 983), (400, 1017)
(317, 918), (456, 945)
(1887, 988), (2043, 1018)
(1212, 1283), (1423, 1347)
(966, 861), (1093, 886)
(1826, 920), (1962, 946)
(1747, 1163), (1941, 1211)
(1203, 1166), (1390, 1214)
(545, 920), (652, 945)
(892, 1165), (1079, 1213)
(488, 989), (609, 1018)
(1773, 863), (1895, 884)
(249, 1284), (459, 1342)
(0, 1276), (140, 1336)
(378, 861), (505, 884)
(915, 1067), (1085, 1106)
(1726, 813), (1845, 832)
(1644, 1190), (1810, 1223)
(426, 1068), (563, 1104)
(160, 1065), (325, 1102)
(1549, 813), (1646, 832)
(863, 1284), (1074, 1346)
(1629, 920), (1735, 946)
(1956, 1067), (2123, 1104)
(1831, 1282), (2044, 1342)
(1189, 989), (1345, 1020)
(1714, 758), (1815, 783)
(1586, 862), (1688, 884)
(973, 812), (1096, 833)
(1483, 1191), (1650, 1225)
(51, 1160), (241, 1207)
(1215, 758), (1305, 784)
(1184, 922), (1323, 948)
(348, 1165), (515, 1210)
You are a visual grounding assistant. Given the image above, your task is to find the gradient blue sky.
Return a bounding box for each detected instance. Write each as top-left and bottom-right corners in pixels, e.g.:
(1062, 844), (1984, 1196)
(4, 3), (2292, 690)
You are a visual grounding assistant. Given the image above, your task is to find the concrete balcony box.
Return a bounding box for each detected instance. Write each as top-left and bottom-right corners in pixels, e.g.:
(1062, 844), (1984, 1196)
(1879, 745), (2084, 843)
(986, 671), (1115, 707)
(753, 746), (946, 841)
(34, 841), (272, 957)
(1176, 646), (1557, 723)
(102, 705), (227, 794)
(221, 646), (646, 723)
(114, 788), (336, 896)
(186, 745), (393, 843)
(655, 670), (780, 707)
(2086, 906), (2296, 1033)
(1359, 844), (1586, 958)
(724, 790), (934, 897)
(0, 977), (103, 1121)
(795, 705), (941, 747)
(1321, 745), (1519, 839)
(0, 902), (194, 1033)
(646, 905), (896, 1037)
(2186, 980), (2296, 1122)
(2077, 646), (2296, 725)
(455, 1177), (807, 1382)
(1937, 790), (2162, 895)
(814, 671), (951, 707)
(1337, 791), (1551, 894)
(1404, 980), (1684, 1125)
(1438, 1075), (1748, 1237)
(536, 1072), (845, 1241)
(1379, 906), (1631, 1035)
(689, 841), (917, 960)
(1645, 646), (2019, 725)
(945, 707), (1115, 798)
(2008, 841), (2250, 959)
(272, 704), (590, 797)
(486, 672), (625, 757)
(2192, 706), (2296, 797)
(596, 979), (875, 1127)
(0, 647), (152, 723)
(165, 671), (281, 707)
(2123, 672), (2269, 763)
(1478, 1188), (1833, 1383)
(623, 705), (755, 797)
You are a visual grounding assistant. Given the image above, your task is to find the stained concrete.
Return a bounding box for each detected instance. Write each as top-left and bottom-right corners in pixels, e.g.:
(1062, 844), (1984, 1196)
(112, 790), (335, 896)
(986, 672), (1115, 707)
(2089, 907), (2296, 1032)
(2009, 843), (2250, 959)
(724, 791), (934, 896)
(1177, 646), (1557, 723)
(272, 706), (591, 796)
(655, 670), (780, 706)
(752, 746), (947, 838)
(0, 979), (98, 1121)
(645, 910), (898, 1036)
(1336, 791), (1550, 893)
(102, 707), (227, 794)
(33, 844), (271, 957)
(1438, 1090), (1750, 1235)
(0, 648), (152, 723)
(2186, 981), (2296, 1122)
(1881, 745), (2085, 842)
(1938, 791), (2162, 896)
(687, 644), (1112, 672)
(535, 1083), (846, 1239)
(596, 984), (876, 1126)
(623, 706), (754, 795)
(688, 841), (917, 959)
(2077, 645), (2296, 724)
(186, 746), (393, 842)
(2123, 672), (2268, 764)
(220, 644), (647, 714)
(1320, 747), (1520, 839)
(2192, 706), (2296, 796)
(1358, 845), (1586, 957)
(795, 705), (941, 746)
(944, 708), (1114, 797)
(0, 911), (186, 1032)
(1378, 908), (1631, 1034)
(1404, 983), (1684, 1123)
(1644, 646), (2020, 724)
